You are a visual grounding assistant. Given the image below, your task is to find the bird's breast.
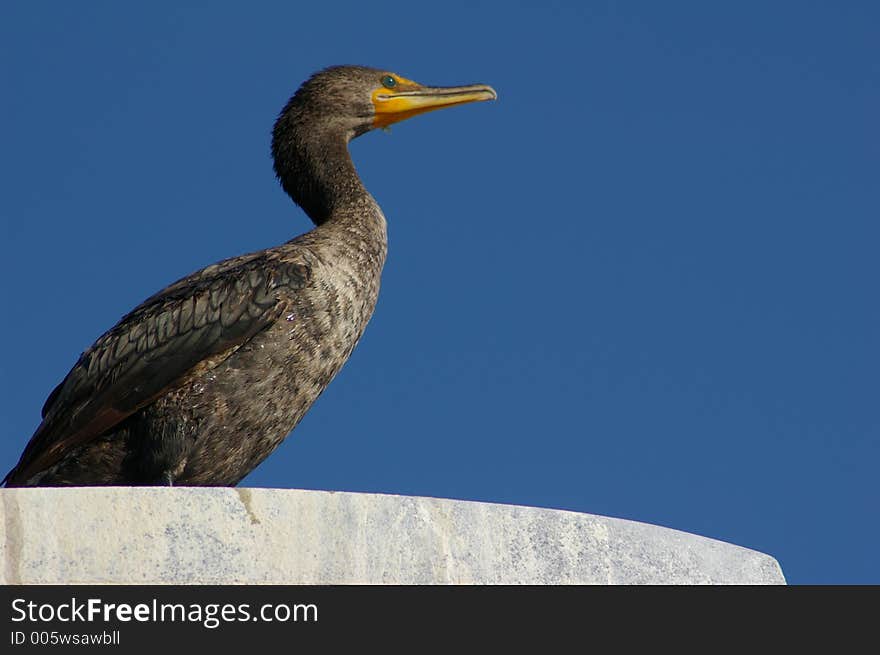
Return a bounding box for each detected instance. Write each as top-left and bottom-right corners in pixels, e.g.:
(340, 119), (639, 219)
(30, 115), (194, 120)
(175, 229), (386, 484)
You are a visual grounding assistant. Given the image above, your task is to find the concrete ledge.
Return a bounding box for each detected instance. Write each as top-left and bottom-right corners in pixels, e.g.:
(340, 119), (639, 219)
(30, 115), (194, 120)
(0, 488), (784, 584)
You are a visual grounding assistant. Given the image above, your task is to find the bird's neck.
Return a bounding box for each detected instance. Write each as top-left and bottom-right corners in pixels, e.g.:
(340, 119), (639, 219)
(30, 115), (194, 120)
(275, 130), (371, 227)
(273, 118), (387, 267)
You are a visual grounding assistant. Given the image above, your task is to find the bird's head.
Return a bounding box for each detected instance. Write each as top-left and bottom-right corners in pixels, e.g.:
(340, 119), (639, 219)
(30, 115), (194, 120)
(271, 65), (496, 223)
(279, 65), (497, 140)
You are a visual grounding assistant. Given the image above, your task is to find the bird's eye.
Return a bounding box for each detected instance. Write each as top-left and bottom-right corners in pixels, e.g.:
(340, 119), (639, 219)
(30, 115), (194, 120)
(381, 75), (397, 89)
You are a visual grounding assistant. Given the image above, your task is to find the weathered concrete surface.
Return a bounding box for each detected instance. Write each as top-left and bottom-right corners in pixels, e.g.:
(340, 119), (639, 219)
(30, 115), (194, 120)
(0, 488), (784, 584)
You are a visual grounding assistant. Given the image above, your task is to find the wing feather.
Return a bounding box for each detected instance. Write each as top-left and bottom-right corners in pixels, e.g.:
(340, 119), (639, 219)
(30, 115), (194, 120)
(6, 256), (310, 485)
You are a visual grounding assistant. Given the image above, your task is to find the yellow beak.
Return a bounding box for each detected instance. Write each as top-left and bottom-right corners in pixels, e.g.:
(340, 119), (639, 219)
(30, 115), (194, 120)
(372, 82), (497, 129)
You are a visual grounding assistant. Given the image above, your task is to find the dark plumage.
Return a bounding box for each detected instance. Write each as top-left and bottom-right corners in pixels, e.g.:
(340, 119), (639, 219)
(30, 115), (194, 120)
(4, 65), (495, 487)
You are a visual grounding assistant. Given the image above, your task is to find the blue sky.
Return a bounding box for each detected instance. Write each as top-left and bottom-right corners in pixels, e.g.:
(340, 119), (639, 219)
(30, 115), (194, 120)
(1, 2), (877, 584)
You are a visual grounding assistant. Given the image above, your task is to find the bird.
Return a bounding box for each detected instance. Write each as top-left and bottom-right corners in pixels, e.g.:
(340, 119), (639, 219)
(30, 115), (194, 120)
(4, 65), (496, 487)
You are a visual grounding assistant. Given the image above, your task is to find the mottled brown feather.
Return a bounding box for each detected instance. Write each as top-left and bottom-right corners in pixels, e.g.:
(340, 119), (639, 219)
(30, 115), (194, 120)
(7, 256), (310, 484)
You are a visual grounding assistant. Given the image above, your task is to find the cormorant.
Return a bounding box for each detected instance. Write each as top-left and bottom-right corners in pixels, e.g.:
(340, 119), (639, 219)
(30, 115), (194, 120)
(4, 65), (496, 487)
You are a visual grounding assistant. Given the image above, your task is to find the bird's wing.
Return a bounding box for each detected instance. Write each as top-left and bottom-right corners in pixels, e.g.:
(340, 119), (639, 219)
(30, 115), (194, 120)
(5, 254), (310, 485)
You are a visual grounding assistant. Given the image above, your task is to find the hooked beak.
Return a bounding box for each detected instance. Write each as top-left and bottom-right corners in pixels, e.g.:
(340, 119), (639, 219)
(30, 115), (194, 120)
(372, 81), (497, 129)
